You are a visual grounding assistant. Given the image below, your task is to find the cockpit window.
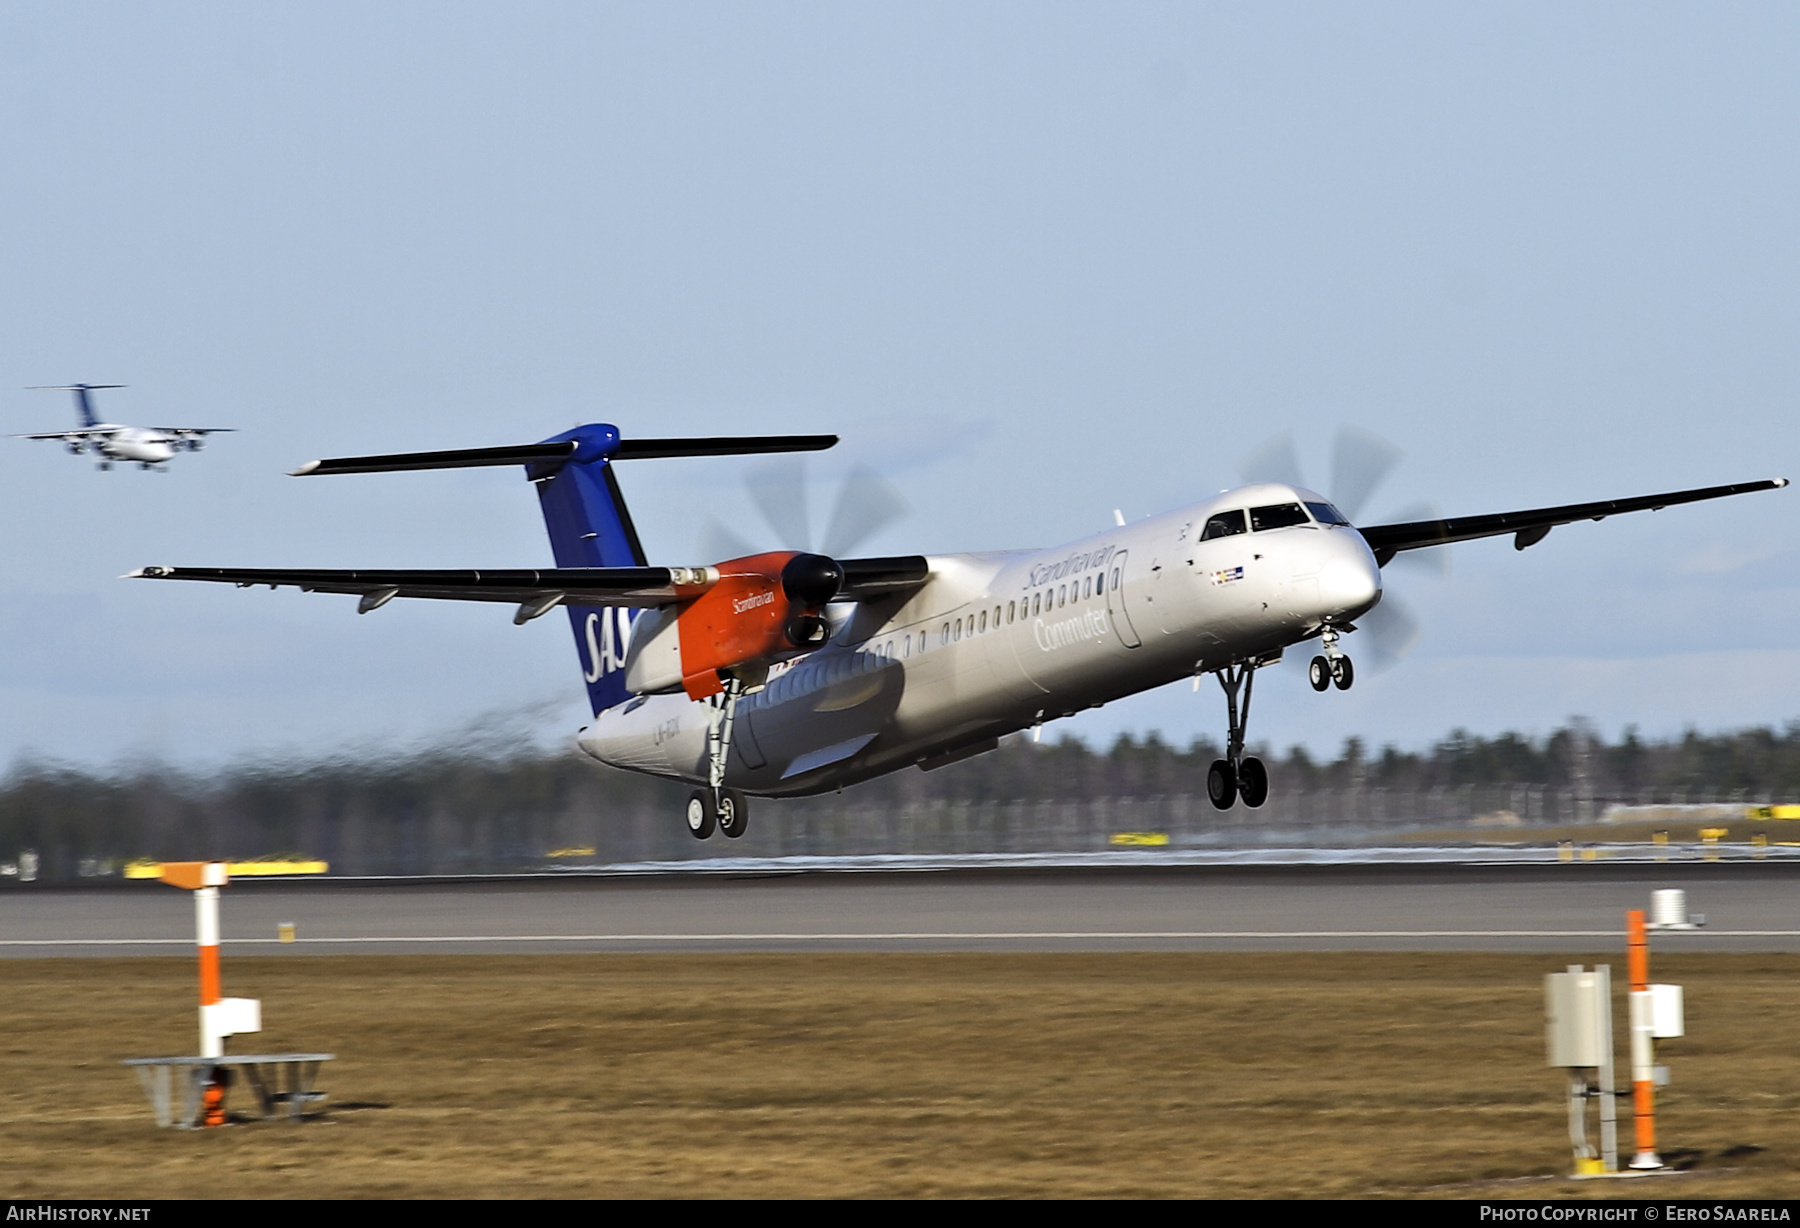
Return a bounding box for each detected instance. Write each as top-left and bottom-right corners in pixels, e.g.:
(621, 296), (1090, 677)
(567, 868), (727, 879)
(1249, 502), (1310, 531)
(1199, 510), (1248, 540)
(1305, 501), (1350, 526)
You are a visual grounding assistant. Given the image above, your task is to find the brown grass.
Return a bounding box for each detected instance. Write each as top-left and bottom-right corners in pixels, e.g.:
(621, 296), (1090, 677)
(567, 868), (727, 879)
(2, 952), (1797, 1198)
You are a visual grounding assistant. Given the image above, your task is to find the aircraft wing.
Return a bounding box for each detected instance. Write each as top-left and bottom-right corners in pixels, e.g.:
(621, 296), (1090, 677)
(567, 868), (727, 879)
(127, 555), (930, 611)
(129, 565), (705, 609)
(1356, 477), (1788, 564)
(153, 427), (235, 437)
(13, 428), (124, 440)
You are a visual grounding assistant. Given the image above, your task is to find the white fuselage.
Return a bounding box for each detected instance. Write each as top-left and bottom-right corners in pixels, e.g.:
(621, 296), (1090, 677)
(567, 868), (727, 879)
(91, 425), (176, 463)
(578, 483), (1381, 796)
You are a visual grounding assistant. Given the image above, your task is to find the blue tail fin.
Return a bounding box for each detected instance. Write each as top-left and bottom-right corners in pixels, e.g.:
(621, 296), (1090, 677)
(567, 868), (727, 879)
(532, 425), (646, 716)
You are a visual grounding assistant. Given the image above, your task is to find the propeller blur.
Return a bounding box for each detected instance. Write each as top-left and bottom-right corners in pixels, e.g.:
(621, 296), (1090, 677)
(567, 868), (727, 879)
(129, 423), (1787, 835)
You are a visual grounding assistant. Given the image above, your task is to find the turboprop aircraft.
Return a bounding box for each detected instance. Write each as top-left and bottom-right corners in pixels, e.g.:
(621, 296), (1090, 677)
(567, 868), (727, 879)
(129, 425), (1786, 838)
(16, 384), (231, 470)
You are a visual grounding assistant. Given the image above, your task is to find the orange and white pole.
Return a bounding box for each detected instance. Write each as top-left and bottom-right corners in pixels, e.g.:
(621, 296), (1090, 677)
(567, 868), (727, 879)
(156, 862), (231, 1057)
(195, 880), (224, 1057)
(1626, 908), (1662, 1169)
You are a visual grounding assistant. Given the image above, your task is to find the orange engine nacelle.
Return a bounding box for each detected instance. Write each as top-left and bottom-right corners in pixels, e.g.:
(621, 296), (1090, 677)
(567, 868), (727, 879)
(673, 551), (841, 698)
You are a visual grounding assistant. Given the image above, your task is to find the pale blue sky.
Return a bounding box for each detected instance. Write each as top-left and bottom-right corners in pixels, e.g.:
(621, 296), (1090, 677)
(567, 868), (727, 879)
(2, 3), (1797, 768)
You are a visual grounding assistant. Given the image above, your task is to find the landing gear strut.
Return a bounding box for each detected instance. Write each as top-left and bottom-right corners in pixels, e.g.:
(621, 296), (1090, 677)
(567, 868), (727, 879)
(1208, 661), (1269, 810)
(687, 675), (753, 840)
(1308, 625), (1354, 692)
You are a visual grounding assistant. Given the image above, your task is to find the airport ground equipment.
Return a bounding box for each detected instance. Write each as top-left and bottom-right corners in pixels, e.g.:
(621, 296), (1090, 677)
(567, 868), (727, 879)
(1626, 907), (1685, 1170)
(1647, 887), (1704, 930)
(122, 1054), (334, 1129)
(120, 860), (333, 1128)
(1543, 893), (1690, 1176)
(1545, 964), (1619, 1173)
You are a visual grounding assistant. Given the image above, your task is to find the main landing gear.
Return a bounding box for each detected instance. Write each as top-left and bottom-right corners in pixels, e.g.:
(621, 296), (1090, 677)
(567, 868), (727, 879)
(1208, 661), (1269, 811)
(686, 786), (748, 840)
(1307, 625), (1354, 693)
(688, 674), (752, 840)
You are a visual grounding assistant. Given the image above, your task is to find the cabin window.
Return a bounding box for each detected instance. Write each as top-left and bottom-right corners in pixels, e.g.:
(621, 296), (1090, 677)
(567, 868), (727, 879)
(1110, 566), (1121, 591)
(1007, 601), (1015, 623)
(978, 610), (987, 633)
(1200, 510), (1248, 540)
(1031, 593), (1040, 616)
(1095, 571), (1105, 595)
(1250, 502), (1309, 531)
(1083, 576), (1092, 600)
(940, 623), (949, 645)
(1058, 585), (1066, 608)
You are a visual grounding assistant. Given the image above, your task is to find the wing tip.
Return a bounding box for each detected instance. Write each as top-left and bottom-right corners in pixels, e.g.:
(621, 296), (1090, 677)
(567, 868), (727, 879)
(288, 460), (322, 477)
(124, 566), (170, 579)
(1776, 477), (1790, 489)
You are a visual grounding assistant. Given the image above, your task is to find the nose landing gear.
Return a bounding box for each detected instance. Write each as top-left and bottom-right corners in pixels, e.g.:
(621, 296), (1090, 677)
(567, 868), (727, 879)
(1308, 626), (1354, 692)
(1207, 661), (1269, 810)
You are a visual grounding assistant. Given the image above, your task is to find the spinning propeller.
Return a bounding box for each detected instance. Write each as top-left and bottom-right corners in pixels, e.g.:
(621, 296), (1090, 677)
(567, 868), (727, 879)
(1239, 426), (1448, 672)
(700, 455), (911, 565)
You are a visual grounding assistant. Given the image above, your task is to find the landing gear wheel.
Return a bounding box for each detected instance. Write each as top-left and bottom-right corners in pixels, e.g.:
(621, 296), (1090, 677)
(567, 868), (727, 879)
(717, 788), (749, 839)
(1309, 656), (1331, 692)
(685, 789), (716, 840)
(1237, 757), (1269, 808)
(1331, 655), (1354, 691)
(1207, 759), (1237, 810)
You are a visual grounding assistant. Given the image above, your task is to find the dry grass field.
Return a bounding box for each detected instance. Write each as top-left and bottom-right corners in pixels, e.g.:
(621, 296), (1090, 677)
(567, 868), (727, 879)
(2, 952), (1798, 1199)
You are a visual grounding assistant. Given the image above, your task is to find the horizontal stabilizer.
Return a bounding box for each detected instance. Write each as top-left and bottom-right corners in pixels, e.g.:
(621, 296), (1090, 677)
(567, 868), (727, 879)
(291, 441), (578, 476)
(613, 435), (837, 459)
(290, 432), (838, 477)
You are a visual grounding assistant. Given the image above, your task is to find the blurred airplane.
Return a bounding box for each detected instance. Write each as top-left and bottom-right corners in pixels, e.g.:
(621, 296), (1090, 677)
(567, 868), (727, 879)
(16, 384), (231, 470)
(130, 425), (1785, 838)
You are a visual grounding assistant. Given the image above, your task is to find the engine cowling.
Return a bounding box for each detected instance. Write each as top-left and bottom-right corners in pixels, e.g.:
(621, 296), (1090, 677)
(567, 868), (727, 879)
(639, 551), (844, 699)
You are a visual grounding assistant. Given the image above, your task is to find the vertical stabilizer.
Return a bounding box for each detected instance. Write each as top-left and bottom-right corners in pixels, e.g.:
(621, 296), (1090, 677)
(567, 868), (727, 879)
(531, 425), (646, 716)
(27, 383), (123, 428)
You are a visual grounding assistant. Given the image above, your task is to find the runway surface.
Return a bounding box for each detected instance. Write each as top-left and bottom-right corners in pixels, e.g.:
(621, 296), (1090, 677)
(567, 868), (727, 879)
(4, 862), (1797, 954)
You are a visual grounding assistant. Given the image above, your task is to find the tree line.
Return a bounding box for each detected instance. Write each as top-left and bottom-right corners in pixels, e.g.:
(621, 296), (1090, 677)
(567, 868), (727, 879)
(6, 719), (1800, 880)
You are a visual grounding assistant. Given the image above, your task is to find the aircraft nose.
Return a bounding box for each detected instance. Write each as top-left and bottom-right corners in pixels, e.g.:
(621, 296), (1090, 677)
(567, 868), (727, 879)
(1318, 545), (1381, 621)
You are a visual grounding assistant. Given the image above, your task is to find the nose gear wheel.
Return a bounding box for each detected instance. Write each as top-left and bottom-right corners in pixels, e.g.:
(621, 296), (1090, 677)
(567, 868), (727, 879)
(1310, 626), (1354, 692)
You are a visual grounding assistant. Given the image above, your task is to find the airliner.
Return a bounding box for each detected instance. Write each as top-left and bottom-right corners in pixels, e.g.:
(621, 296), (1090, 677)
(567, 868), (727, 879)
(130, 425), (1786, 839)
(17, 385), (230, 470)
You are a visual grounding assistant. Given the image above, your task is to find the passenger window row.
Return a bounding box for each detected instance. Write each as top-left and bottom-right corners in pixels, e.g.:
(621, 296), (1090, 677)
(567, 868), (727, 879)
(935, 568), (1111, 646)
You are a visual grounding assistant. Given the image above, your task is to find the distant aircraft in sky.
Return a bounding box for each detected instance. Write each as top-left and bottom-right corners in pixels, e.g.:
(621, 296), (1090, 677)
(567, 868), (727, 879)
(131, 424), (1787, 840)
(15, 384), (231, 470)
